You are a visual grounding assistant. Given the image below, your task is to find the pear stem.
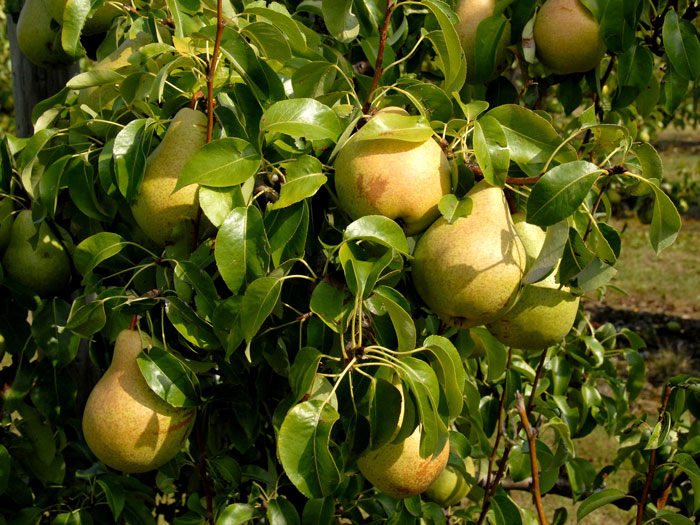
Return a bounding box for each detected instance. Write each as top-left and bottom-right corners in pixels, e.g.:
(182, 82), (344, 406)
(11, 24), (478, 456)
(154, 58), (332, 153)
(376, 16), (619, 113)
(362, 0), (395, 114)
(636, 383), (672, 525)
(515, 392), (548, 525)
(129, 315), (138, 331)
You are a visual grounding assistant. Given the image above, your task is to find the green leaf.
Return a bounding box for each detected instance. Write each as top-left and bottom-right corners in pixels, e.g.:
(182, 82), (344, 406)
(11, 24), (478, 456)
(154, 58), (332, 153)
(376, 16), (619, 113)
(290, 347), (323, 404)
(422, 0), (466, 93)
(31, 299), (76, 368)
(166, 297), (219, 350)
(241, 22), (292, 63)
(73, 232), (127, 276)
(292, 61), (338, 99)
(113, 119), (154, 202)
(322, 0), (359, 42)
(96, 477), (125, 521)
(66, 296), (107, 337)
(645, 415), (672, 450)
(649, 183), (682, 254)
(0, 444), (9, 495)
(527, 161), (603, 227)
(629, 143), (663, 196)
(278, 400), (341, 499)
(438, 194), (473, 224)
(216, 503), (258, 524)
(268, 498), (300, 525)
(674, 453), (700, 513)
(523, 220), (568, 284)
(472, 15), (509, 83)
(261, 99), (341, 142)
(343, 215), (409, 254)
(137, 345), (200, 408)
(424, 335), (465, 420)
(310, 281), (346, 332)
(651, 509), (696, 525)
(624, 349), (646, 402)
(175, 138), (261, 191)
(373, 286), (416, 352)
(61, 0), (90, 58)
(215, 206), (270, 294)
(366, 378), (403, 449)
(302, 498), (334, 525)
(65, 158), (112, 221)
(67, 70), (124, 89)
(662, 9), (700, 82)
(270, 155), (326, 210)
(241, 277), (283, 345)
(245, 4), (308, 53)
(353, 112), (434, 143)
(576, 488), (632, 523)
(474, 116), (509, 187)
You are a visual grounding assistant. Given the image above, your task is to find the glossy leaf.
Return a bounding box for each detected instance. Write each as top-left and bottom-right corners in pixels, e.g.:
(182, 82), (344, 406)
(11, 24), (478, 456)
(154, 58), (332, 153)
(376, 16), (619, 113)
(662, 9), (700, 82)
(241, 277), (283, 345)
(270, 155), (326, 210)
(137, 345), (200, 407)
(261, 99), (341, 142)
(73, 232), (127, 276)
(474, 116), (509, 187)
(438, 194), (473, 223)
(373, 286), (416, 352)
(176, 138), (261, 190)
(343, 215), (409, 254)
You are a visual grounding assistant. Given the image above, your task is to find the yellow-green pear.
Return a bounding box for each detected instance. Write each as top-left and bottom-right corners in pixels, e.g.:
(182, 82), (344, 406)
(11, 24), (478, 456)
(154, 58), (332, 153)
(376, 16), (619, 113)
(455, 0), (511, 83)
(82, 329), (196, 473)
(131, 108), (207, 246)
(334, 109), (451, 236)
(17, 0), (73, 68)
(534, 0), (606, 75)
(426, 456), (475, 507)
(2, 211), (71, 296)
(0, 197), (14, 253)
(487, 214), (580, 350)
(79, 32), (153, 110)
(412, 180), (527, 328)
(357, 426), (449, 499)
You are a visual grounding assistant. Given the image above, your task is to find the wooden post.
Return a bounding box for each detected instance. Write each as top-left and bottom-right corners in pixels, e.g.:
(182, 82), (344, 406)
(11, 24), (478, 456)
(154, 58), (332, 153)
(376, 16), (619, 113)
(7, 15), (80, 138)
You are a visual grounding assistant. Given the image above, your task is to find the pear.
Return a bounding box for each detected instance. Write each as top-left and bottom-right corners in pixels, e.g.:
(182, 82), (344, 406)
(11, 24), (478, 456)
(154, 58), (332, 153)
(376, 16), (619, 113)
(487, 215), (580, 350)
(17, 0), (73, 68)
(455, 0), (511, 83)
(79, 32), (153, 110)
(412, 180), (527, 328)
(2, 210), (71, 296)
(534, 0), (606, 75)
(357, 426), (449, 499)
(82, 329), (196, 473)
(334, 108), (451, 236)
(0, 197), (14, 253)
(131, 108), (207, 246)
(426, 456), (476, 507)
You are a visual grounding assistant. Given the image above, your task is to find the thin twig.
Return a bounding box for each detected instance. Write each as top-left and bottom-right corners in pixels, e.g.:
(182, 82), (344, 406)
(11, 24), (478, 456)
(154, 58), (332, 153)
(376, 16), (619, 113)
(468, 163), (541, 185)
(129, 314), (138, 331)
(656, 472), (674, 510)
(361, 0), (395, 114)
(582, 176), (612, 242)
(476, 348), (513, 525)
(516, 392), (548, 525)
(636, 384), (673, 525)
(206, 0), (225, 143)
(528, 350), (547, 413)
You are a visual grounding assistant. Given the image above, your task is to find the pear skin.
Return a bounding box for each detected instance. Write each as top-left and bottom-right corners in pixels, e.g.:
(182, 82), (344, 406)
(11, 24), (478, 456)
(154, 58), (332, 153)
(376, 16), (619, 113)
(455, 0), (511, 83)
(2, 211), (71, 296)
(17, 0), (73, 68)
(0, 197), (14, 253)
(131, 108), (207, 246)
(487, 215), (579, 350)
(412, 180), (527, 328)
(82, 329), (195, 473)
(357, 426), (449, 499)
(534, 0), (606, 75)
(426, 456), (475, 507)
(334, 115), (451, 236)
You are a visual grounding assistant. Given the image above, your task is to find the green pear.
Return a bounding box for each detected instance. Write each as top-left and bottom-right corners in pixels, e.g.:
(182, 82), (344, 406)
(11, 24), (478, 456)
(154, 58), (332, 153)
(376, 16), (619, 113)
(131, 108), (207, 246)
(334, 108), (451, 236)
(487, 214), (580, 350)
(82, 329), (196, 473)
(533, 0), (606, 75)
(2, 210), (71, 296)
(49, 0), (127, 35)
(455, 0), (511, 83)
(357, 426), (449, 499)
(412, 180), (527, 328)
(17, 0), (73, 68)
(0, 197), (14, 254)
(426, 456), (475, 507)
(79, 32), (153, 110)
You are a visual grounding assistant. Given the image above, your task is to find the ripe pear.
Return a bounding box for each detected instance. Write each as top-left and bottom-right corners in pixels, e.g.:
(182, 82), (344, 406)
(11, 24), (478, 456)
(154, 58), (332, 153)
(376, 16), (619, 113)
(17, 0), (73, 68)
(82, 329), (196, 473)
(334, 108), (451, 236)
(0, 197), (14, 254)
(79, 32), (153, 110)
(357, 426), (449, 499)
(131, 108), (207, 246)
(2, 211), (71, 296)
(487, 215), (580, 350)
(412, 180), (526, 328)
(426, 456), (475, 507)
(534, 0), (606, 75)
(455, 0), (511, 83)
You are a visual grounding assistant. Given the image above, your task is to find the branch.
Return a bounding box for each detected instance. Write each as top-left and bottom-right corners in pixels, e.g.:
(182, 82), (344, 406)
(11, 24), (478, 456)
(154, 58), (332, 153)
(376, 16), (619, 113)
(636, 384), (673, 525)
(206, 0), (225, 143)
(361, 0), (395, 114)
(477, 348), (513, 525)
(516, 392), (548, 525)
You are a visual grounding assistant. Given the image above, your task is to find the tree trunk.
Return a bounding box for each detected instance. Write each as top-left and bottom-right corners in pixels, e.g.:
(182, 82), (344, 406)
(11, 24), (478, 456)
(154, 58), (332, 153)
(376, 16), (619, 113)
(7, 15), (80, 138)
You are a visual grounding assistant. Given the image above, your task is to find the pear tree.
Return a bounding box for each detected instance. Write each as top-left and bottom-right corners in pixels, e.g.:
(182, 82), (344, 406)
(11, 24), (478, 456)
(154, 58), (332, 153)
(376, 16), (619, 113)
(1, 0), (700, 524)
